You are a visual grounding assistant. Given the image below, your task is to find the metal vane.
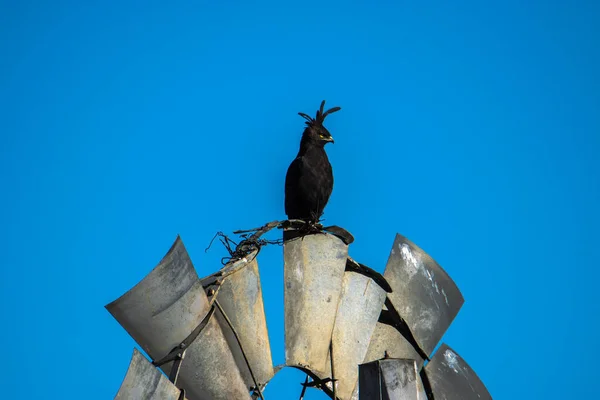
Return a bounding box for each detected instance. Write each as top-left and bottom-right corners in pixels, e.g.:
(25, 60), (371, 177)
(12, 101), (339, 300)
(423, 343), (492, 400)
(318, 266), (388, 399)
(364, 233), (464, 369)
(284, 231), (348, 375)
(115, 348), (188, 400)
(202, 250), (274, 395)
(358, 358), (427, 400)
(106, 236), (251, 400)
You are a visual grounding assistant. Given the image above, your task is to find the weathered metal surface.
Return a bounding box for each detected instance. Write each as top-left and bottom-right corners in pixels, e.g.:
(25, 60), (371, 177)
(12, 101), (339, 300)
(115, 348), (187, 400)
(363, 322), (424, 369)
(345, 257), (393, 293)
(358, 358), (426, 400)
(206, 252), (275, 390)
(423, 343), (492, 400)
(318, 269), (387, 399)
(364, 233), (464, 368)
(106, 236), (250, 400)
(284, 231), (349, 374)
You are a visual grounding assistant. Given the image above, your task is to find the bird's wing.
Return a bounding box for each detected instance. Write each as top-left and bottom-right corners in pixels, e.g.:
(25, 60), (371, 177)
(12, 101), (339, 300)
(284, 156), (304, 217)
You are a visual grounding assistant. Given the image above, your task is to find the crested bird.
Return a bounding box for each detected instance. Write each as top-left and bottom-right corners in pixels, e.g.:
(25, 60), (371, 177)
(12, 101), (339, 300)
(284, 100), (341, 223)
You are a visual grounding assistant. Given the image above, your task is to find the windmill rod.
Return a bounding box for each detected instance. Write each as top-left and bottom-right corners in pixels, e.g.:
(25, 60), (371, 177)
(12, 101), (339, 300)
(330, 340), (337, 400)
(214, 300), (265, 400)
(298, 376), (309, 400)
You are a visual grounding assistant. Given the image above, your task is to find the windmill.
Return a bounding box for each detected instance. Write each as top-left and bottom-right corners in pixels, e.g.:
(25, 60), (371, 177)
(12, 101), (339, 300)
(106, 220), (491, 399)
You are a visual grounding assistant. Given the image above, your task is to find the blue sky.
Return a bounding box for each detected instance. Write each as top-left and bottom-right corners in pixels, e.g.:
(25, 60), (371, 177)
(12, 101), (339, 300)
(1, 1), (599, 398)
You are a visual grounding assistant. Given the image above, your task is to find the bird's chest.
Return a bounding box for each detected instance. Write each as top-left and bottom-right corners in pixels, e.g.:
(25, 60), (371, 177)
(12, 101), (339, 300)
(300, 149), (333, 189)
(304, 150), (332, 174)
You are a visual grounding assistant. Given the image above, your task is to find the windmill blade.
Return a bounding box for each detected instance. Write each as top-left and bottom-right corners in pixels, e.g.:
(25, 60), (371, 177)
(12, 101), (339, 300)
(105, 236), (251, 400)
(284, 231), (349, 374)
(317, 267), (388, 399)
(115, 348), (188, 400)
(202, 251), (275, 392)
(423, 343), (492, 400)
(358, 358), (427, 400)
(364, 321), (424, 368)
(364, 233), (464, 367)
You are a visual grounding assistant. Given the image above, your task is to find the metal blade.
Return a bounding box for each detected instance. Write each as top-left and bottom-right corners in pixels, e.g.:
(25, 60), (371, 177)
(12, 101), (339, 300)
(105, 235), (251, 400)
(284, 232), (349, 374)
(205, 252), (275, 391)
(358, 358), (427, 400)
(364, 234), (464, 367)
(423, 343), (492, 400)
(318, 268), (388, 399)
(363, 322), (424, 369)
(115, 348), (187, 400)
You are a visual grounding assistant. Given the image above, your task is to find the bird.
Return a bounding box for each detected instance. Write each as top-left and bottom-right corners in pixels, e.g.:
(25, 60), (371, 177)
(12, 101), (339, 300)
(284, 100), (341, 224)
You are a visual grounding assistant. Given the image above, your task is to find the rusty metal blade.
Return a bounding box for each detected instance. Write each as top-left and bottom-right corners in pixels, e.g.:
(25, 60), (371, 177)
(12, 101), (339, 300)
(364, 233), (464, 368)
(358, 358), (427, 400)
(204, 251), (275, 391)
(423, 343), (492, 400)
(115, 348), (187, 400)
(284, 232), (349, 374)
(105, 235), (251, 400)
(318, 268), (387, 399)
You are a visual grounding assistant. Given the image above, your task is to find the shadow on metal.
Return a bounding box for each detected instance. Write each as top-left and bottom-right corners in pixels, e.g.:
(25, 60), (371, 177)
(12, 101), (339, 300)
(115, 348), (188, 400)
(358, 358), (427, 400)
(201, 250), (275, 393)
(105, 236), (251, 400)
(283, 231), (348, 375)
(364, 233), (464, 368)
(422, 343), (492, 400)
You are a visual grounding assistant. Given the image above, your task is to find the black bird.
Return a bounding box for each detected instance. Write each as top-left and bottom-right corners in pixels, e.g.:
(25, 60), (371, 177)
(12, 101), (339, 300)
(285, 100), (341, 223)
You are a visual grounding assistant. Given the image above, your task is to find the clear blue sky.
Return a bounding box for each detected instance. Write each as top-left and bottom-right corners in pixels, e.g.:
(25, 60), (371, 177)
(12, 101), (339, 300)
(1, 1), (598, 399)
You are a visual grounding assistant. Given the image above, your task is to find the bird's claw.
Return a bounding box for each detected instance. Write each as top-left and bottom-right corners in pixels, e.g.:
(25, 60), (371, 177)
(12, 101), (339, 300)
(299, 220), (323, 235)
(281, 219), (325, 242)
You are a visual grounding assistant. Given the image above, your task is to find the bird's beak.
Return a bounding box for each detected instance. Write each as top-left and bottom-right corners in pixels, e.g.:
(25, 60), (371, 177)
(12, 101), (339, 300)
(327, 136), (335, 144)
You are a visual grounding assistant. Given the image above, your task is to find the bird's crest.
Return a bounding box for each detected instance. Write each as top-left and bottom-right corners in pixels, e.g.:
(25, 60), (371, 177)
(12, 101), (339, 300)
(298, 100), (341, 128)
